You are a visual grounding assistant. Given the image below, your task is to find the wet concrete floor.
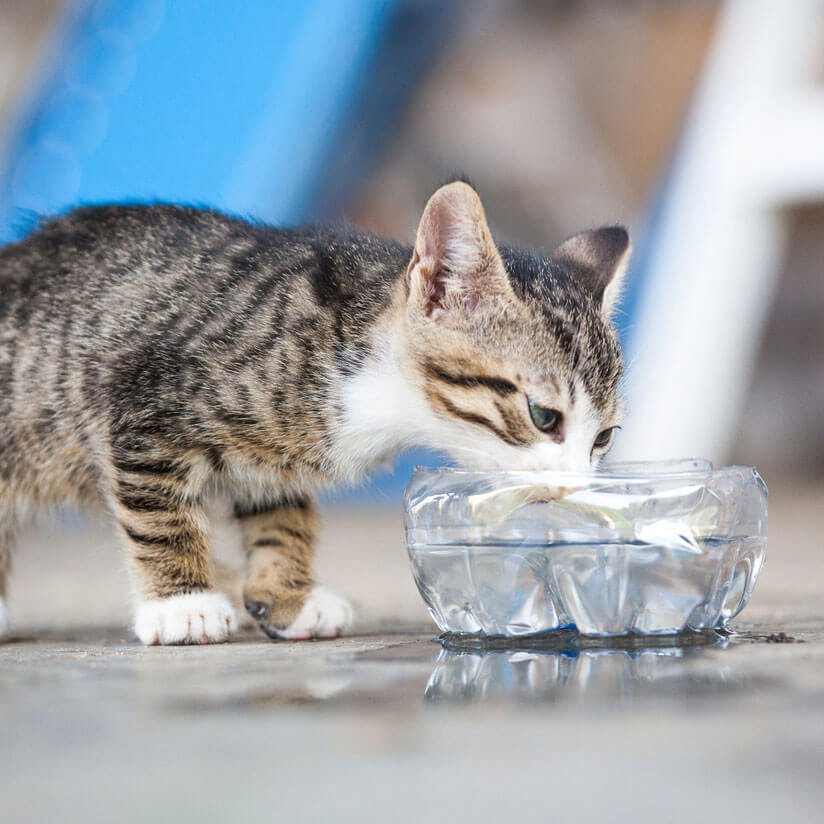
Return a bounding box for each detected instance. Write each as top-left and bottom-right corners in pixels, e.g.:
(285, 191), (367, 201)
(3, 617), (824, 823)
(2, 487), (824, 823)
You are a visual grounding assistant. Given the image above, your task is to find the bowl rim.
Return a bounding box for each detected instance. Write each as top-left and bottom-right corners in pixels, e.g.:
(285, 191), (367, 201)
(407, 458), (762, 484)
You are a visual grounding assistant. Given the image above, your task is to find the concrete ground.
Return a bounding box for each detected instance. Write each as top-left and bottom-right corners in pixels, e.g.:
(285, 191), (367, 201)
(2, 479), (824, 824)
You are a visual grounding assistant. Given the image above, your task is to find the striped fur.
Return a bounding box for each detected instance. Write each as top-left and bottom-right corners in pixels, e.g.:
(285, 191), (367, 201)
(0, 182), (628, 643)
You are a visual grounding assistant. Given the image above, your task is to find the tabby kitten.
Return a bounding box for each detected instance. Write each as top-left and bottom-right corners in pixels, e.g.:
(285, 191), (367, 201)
(0, 182), (629, 644)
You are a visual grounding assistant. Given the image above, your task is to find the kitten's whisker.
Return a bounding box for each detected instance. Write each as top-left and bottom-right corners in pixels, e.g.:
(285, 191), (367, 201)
(438, 443), (496, 463)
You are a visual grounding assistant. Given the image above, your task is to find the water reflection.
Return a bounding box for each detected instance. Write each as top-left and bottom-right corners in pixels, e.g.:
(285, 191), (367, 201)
(159, 631), (764, 711)
(422, 633), (742, 703)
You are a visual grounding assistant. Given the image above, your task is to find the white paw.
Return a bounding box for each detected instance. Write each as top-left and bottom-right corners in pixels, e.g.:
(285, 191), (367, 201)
(134, 592), (237, 645)
(280, 586), (354, 640)
(0, 597), (9, 639)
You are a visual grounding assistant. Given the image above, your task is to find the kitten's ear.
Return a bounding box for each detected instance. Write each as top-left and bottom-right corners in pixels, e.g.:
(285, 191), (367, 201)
(408, 181), (508, 322)
(554, 226), (631, 319)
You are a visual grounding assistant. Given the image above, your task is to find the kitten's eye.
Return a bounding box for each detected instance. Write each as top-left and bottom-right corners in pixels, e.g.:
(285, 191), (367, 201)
(527, 399), (562, 434)
(593, 427), (617, 451)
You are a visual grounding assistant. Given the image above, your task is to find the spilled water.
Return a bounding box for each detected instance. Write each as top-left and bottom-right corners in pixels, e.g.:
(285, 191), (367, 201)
(1, 624), (805, 715)
(188, 627), (796, 710)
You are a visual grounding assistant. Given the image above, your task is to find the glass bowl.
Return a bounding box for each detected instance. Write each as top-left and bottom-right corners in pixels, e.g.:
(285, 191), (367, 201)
(404, 459), (768, 638)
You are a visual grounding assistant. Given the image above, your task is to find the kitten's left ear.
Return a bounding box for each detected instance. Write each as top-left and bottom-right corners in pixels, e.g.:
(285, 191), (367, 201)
(553, 226), (631, 319)
(407, 181), (510, 323)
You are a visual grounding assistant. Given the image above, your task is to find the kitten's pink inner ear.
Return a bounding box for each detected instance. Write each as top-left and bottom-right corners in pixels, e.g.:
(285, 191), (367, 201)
(408, 248), (446, 315)
(409, 182), (505, 320)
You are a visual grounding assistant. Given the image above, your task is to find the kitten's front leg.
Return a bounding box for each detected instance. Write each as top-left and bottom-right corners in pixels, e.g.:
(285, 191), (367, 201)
(235, 496), (353, 640)
(113, 464), (237, 645)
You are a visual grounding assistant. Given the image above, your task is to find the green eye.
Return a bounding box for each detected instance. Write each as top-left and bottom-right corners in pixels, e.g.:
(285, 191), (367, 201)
(593, 427), (617, 450)
(527, 399), (562, 434)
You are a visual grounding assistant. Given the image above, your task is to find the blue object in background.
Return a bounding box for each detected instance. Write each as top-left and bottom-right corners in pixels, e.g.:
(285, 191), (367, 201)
(0, 0), (462, 503)
(0, 0), (438, 236)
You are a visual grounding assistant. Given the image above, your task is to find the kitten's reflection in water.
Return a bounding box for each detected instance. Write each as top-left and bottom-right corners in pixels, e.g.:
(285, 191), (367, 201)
(423, 638), (736, 703)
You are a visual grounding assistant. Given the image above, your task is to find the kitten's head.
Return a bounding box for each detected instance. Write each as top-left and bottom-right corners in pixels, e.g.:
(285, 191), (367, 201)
(401, 181), (629, 471)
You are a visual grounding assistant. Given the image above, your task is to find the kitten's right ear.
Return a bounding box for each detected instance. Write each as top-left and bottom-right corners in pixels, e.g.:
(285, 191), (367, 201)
(554, 226), (631, 319)
(407, 181), (508, 323)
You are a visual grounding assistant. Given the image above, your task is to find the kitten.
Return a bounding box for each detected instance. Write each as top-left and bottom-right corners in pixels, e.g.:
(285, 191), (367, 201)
(0, 182), (628, 644)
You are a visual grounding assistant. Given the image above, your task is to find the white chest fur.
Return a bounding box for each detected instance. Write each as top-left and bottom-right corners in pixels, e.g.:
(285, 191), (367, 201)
(333, 348), (430, 480)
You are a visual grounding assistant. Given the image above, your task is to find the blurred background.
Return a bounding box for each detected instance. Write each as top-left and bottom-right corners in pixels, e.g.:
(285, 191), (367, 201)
(0, 0), (822, 631)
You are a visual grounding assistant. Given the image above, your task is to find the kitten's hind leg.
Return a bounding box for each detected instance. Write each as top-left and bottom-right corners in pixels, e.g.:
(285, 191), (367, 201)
(111, 460), (237, 645)
(0, 495), (17, 639)
(0, 534), (11, 639)
(236, 496), (353, 640)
